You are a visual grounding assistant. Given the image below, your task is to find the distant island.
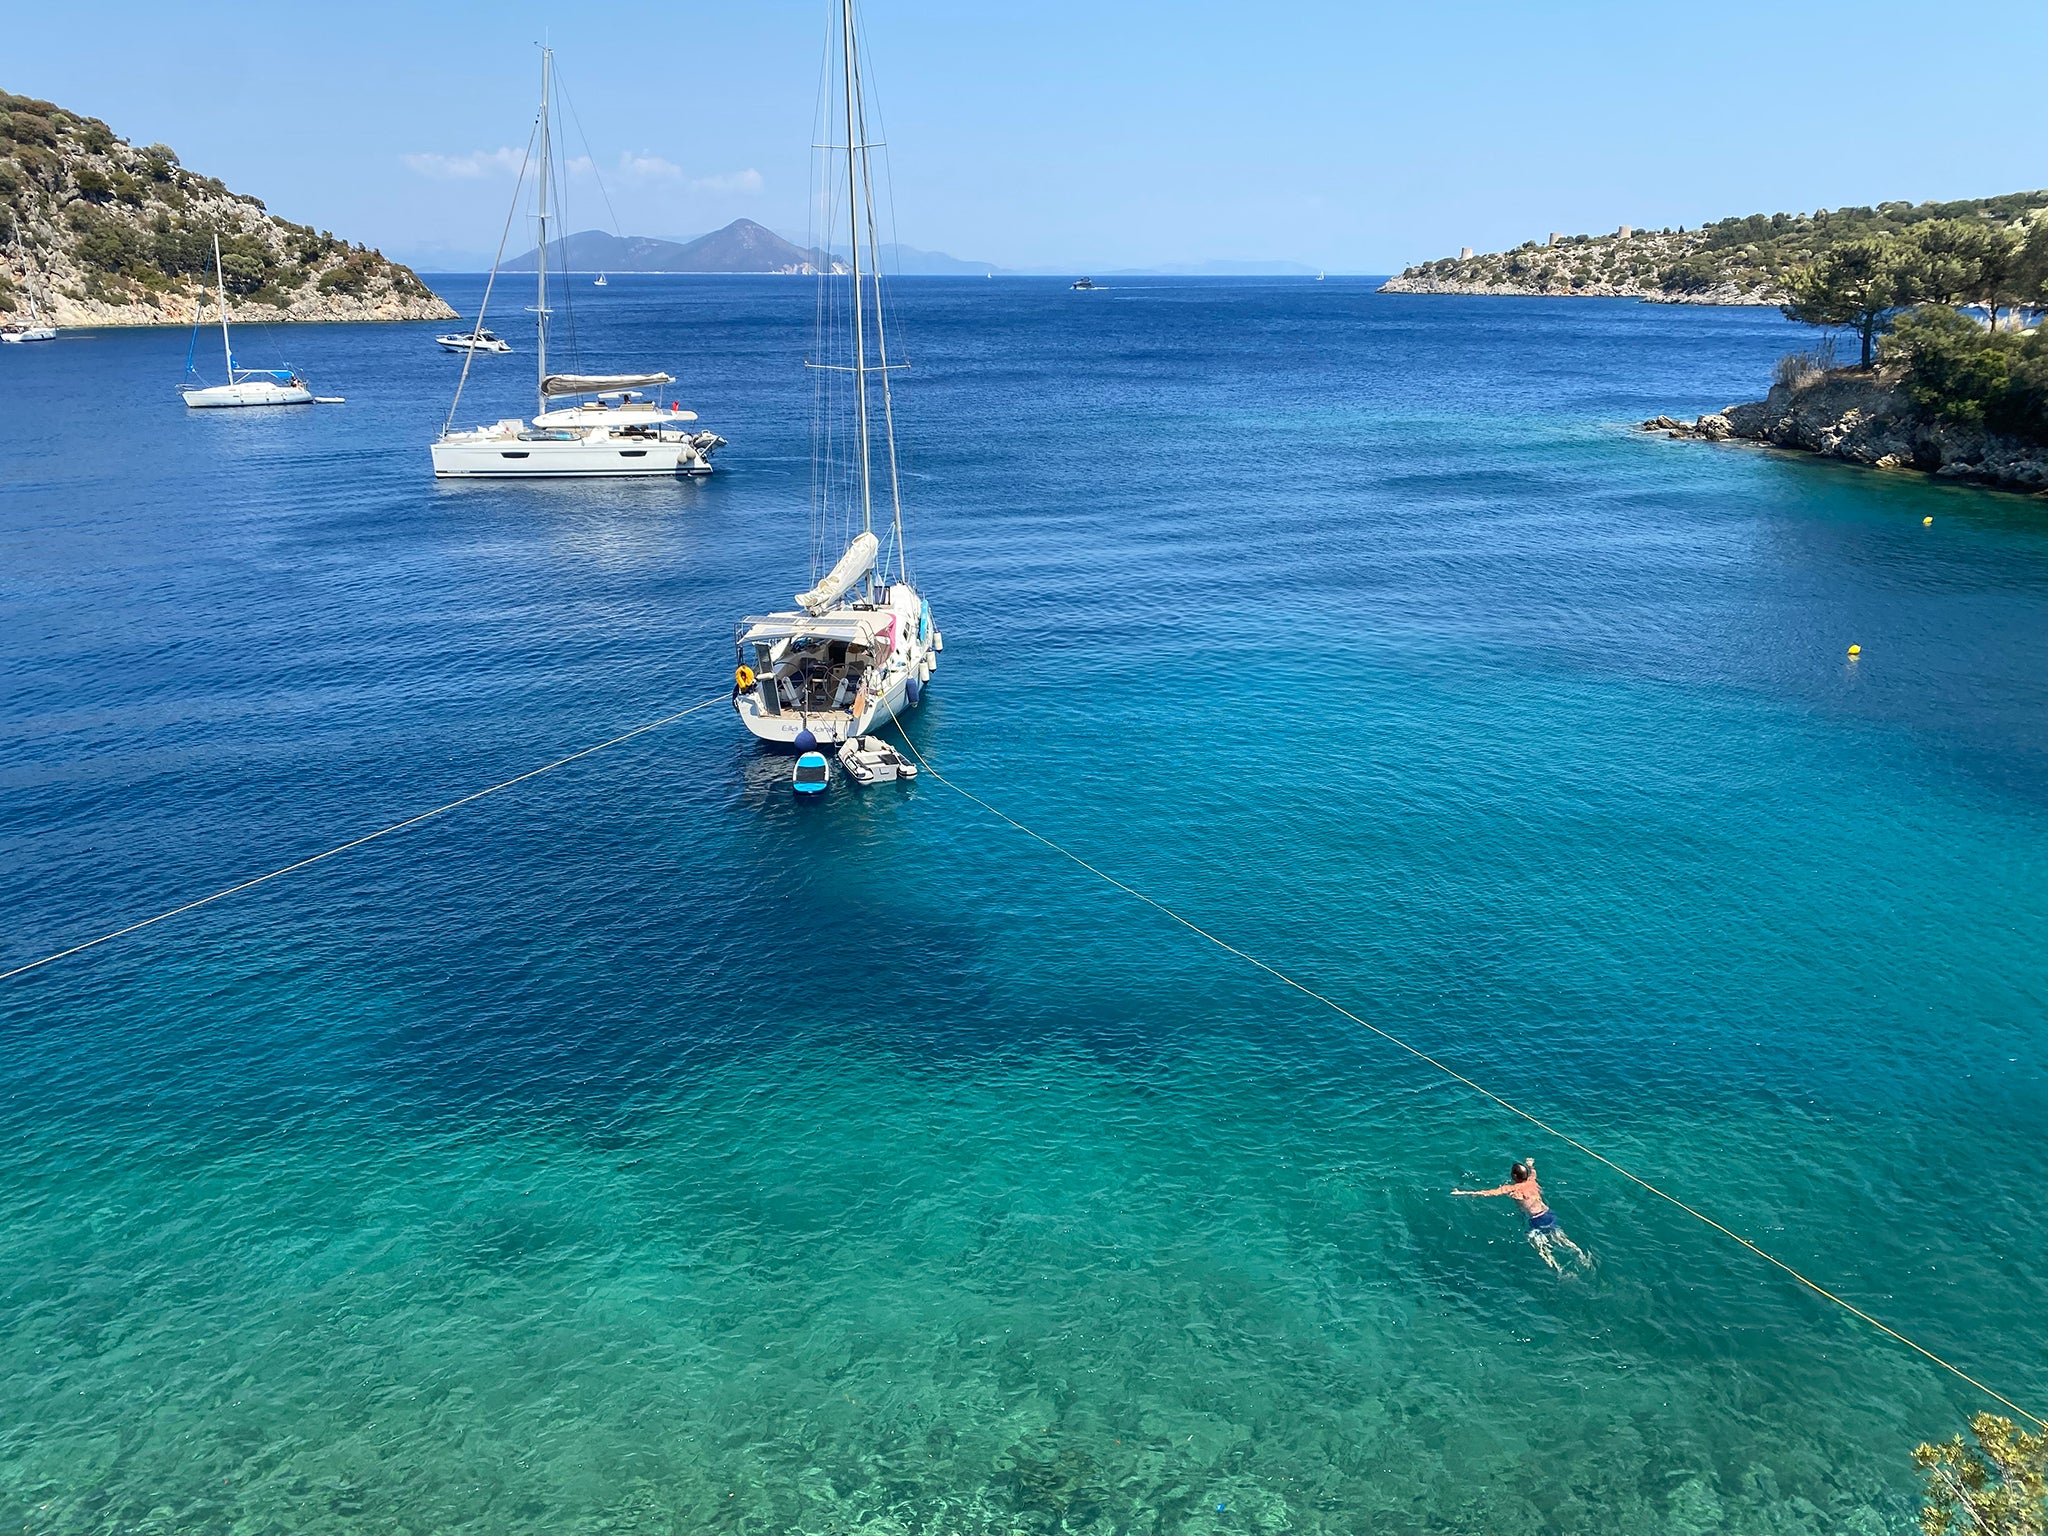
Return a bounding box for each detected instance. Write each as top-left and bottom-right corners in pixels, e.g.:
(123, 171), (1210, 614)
(0, 88), (452, 328)
(1381, 191), (2048, 306)
(506, 221), (997, 277)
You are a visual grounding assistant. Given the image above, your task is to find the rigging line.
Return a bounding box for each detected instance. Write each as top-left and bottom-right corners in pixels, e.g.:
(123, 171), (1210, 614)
(1, 695), (729, 987)
(884, 725), (2047, 1431)
(443, 117), (539, 438)
(849, 13), (909, 587)
(551, 63), (626, 245)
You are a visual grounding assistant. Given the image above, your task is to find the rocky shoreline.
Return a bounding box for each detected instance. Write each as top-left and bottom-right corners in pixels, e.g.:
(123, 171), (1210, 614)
(1379, 274), (1775, 305)
(1645, 371), (2048, 494)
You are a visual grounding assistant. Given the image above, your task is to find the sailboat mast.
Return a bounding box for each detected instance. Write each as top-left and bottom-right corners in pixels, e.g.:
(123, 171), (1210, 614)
(841, 0), (874, 539)
(535, 46), (552, 419)
(212, 230), (233, 378)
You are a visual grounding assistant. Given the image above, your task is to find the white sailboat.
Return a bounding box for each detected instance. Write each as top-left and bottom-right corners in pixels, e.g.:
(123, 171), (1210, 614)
(2, 234), (57, 342)
(1, 291), (55, 343)
(180, 232), (318, 407)
(593, 273), (608, 287)
(431, 48), (721, 479)
(732, 0), (940, 749)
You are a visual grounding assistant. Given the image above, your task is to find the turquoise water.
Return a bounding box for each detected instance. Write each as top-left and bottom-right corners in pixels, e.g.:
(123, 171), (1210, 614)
(3, 279), (2045, 1534)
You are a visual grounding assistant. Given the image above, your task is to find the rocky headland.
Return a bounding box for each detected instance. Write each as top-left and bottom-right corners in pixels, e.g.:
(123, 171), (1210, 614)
(0, 88), (453, 328)
(1645, 371), (2048, 494)
(1380, 191), (2048, 307)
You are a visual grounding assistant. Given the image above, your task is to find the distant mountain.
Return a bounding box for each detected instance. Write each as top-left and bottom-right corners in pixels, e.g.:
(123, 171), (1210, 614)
(507, 220), (841, 275)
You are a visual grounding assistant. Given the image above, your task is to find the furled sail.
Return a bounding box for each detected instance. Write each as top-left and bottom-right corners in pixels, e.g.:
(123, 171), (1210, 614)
(539, 372), (675, 397)
(796, 530), (879, 615)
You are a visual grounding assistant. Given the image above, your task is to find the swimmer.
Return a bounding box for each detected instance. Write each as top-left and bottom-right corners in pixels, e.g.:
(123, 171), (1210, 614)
(1454, 1157), (1590, 1274)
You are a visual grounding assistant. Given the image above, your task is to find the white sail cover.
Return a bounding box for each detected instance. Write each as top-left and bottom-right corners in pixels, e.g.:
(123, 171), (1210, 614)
(796, 531), (879, 615)
(539, 372), (675, 397)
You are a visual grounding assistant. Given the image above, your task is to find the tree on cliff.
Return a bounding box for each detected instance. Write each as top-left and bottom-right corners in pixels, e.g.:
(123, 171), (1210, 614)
(1783, 239), (1910, 367)
(1914, 1414), (2047, 1536)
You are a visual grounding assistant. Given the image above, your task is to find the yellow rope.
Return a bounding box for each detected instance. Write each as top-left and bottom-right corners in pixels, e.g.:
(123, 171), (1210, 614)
(1, 695), (729, 984)
(888, 724), (2046, 1430)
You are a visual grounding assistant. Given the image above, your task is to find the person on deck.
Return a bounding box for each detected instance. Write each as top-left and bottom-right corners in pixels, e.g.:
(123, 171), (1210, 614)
(1454, 1157), (1589, 1273)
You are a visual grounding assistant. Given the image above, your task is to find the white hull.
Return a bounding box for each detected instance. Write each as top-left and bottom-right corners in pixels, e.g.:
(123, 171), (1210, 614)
(438, 336), (512, 353)
(181, 380), (315, 408)
(431, 431), (715, 478)
(1, 327), (56, 343)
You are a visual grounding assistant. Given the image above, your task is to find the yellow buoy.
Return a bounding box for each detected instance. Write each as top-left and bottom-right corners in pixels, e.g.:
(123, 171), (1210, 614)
(1847, 644), (1862, 657)
(1923, 516), (1934, 526)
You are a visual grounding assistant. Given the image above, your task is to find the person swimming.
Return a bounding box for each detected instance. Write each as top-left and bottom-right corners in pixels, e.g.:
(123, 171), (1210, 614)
(1453, 1157), (1590, 1274)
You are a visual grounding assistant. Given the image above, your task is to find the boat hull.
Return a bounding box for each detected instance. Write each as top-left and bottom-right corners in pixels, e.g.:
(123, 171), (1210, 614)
(734, 635), (935, 747)
(181, 381), (315, 408)
(430, 435), (713, 478)
(1, 328), (57, 344)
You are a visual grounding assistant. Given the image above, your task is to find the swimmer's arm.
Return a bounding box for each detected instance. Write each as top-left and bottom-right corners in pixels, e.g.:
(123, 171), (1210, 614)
(1451, 1184), (1513, 1197)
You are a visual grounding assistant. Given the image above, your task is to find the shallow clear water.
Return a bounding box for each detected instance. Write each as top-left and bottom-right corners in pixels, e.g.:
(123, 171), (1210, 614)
(2, 278), (2045, 1535)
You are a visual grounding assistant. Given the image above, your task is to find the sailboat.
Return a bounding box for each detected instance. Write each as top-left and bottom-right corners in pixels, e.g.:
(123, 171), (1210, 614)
(431, 47), (722, 479)
(593, 272), (608, 287)
(0, 292), (55, 343)
(180, 232), (318, 407)
(732, 0), (940, 749)
(2, 233), (57, 342)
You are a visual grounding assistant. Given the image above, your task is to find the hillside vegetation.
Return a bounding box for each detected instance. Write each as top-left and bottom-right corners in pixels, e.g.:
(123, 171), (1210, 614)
(1381, 192), (2048, 305)
(0, 88), (452, 326)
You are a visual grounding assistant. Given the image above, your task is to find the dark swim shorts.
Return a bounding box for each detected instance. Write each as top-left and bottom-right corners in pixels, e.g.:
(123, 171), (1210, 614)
(1529, 1209), (1559, 1233)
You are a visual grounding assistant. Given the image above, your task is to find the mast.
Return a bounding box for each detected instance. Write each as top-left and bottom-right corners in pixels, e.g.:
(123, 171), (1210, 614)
(534, 46), (553, 419)
(212, 230), (233, 378)
(852, 58), (909, 583)
(841, 0), (874, 540)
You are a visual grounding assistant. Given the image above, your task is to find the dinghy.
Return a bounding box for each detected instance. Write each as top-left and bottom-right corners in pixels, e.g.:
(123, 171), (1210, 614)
(836, 735), (918, 786)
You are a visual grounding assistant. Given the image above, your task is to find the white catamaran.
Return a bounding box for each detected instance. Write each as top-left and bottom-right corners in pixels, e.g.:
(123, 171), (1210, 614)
(431, 47), (722, 479)
(180, 232), (318, 407)
(733, 0), (940, 749)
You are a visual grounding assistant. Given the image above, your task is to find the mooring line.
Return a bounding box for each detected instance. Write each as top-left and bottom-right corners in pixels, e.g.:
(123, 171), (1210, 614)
(888, 724), (2044, 1429)
(1, 694), (730, 985)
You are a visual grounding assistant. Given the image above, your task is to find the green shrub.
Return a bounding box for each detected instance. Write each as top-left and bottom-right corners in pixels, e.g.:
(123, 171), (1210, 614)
(73, 165), (111, 199)
(316, 260), (370, 297)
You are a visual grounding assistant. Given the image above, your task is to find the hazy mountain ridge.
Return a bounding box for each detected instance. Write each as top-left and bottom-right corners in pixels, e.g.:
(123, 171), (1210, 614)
(507, 221), (843, 275)
(0, 87), (452, 326)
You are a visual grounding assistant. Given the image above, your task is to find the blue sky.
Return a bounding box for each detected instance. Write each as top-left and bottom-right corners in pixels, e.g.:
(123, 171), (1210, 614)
(10, 0), (2047, 272)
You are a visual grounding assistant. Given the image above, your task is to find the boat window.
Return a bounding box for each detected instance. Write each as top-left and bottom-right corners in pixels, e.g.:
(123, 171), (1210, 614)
(794, 764), (828, 784)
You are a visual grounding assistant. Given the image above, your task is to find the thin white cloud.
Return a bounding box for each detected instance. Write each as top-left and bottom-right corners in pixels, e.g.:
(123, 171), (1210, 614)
(618, 152), (684, 182)
(691, 167), (763, 195)
(401, 148), (527, 180)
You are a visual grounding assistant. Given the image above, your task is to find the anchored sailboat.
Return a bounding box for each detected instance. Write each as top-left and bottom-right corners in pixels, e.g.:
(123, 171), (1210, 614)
(430, 47), (722, 479)
(180, 232), (319, 407)
(732, 0), (940, 749)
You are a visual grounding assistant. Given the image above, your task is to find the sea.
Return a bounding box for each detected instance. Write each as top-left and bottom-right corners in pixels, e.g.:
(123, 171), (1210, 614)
(2, 276), (2045, 1536)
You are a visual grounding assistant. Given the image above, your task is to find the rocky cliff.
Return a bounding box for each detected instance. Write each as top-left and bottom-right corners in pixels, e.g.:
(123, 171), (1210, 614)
(0, 88), (454, 327)
(1646, 371), (2048, 494)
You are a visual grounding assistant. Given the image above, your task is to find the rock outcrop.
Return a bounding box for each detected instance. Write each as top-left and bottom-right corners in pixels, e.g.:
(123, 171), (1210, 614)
(0, 88), (454, 328)
(1644, 372), (2048, 493)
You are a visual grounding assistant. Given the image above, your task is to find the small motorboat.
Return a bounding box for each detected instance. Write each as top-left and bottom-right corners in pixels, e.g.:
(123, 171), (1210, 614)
(836, 735), (918, 786)
(438, 329), (512, 353)
(792, 750), (831, 795)
(1070, 277), (1096, 290)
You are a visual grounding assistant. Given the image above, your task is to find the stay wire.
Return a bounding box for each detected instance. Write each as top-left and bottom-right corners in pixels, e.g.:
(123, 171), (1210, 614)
(443, 117), (539, 437)
(885, 723), (2046, 1431)
(1, 695), (729, 985)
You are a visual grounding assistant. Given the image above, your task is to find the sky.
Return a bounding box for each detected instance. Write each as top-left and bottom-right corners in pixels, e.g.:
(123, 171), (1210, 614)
(9, 0), (2047, 273)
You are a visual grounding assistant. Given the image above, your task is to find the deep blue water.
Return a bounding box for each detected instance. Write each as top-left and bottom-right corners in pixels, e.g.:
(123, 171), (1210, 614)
(2, 277), (2046, 1535)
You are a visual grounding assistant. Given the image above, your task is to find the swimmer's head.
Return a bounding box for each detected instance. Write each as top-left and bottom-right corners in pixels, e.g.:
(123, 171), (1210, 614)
(1510, 1162), (1531, 1183)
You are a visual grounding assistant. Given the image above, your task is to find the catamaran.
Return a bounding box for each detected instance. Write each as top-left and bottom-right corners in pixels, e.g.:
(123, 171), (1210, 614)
(431, 47), (721, 479)
(732, 0), (940, 748)
(180, 232), (319, 407)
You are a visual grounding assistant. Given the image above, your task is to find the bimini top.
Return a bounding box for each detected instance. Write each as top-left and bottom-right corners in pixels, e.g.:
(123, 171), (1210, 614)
(539, 371), (675, 397)
(740, 609), (886, 650)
